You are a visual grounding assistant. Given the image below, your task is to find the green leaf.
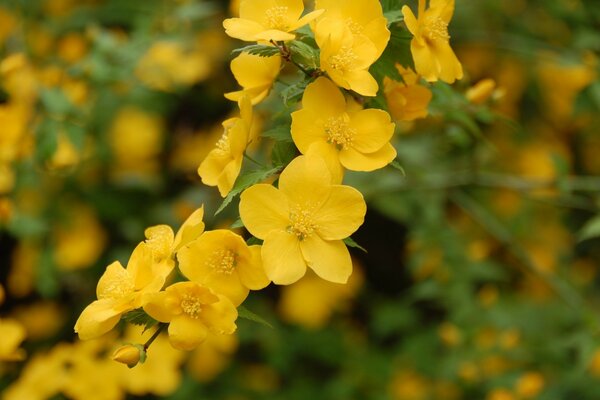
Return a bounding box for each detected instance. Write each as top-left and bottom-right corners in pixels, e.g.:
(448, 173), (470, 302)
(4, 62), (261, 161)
(246, 236), (263, 246)
(281, 78), (310, 107)
(262, 125), (293, 142)
(381, 0), (402, 13)
(237, 305), (273, 328)
(369, 24), (412, 84)
(289, 40), (319, 70)
(122, 308), (159, 332)
(40, 88), (73, 116)
(230, 218), (244, 229)
(232, 44), (280, 58)
(343, 237), (368, 253)
(389, 159), (406, 176)
(383, 10), (403, 25)
(578, 214), (600, 242)
(271, 141), (298, 167)
(215, 166), (281, 215)
(35, 119), (59, 162)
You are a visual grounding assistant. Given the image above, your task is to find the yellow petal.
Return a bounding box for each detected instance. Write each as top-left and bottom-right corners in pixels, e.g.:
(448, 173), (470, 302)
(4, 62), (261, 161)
(262, 230), (307, 284)
(144, 224), (175, 260)
(305, 141), (344, 184)
(301, 77), (346, 115)
(231, 52), (281, 90)
(339, 143), (397, 172)
(225, 87), (271, 105)
(401, 5), (419, 36)
(127, 242), (156, 291)
(238, 93), (253, 130)
(300, 237), (352, 283)
(223, 18), (265, 41)
(96, 261), (133, 300)
(168, 315), (208, 351)
(200, 294), (238, 335)
(363, 16), (391, 58)
(217, 156), (243, 197)
(350, 109), (395, 153)
(278, 154), (332, 207)
(239, 0), (278, 23)
(254, 30), (296, 42)
(289, 9), (325, 31)
(143, 291), (175, 323)
(411, 40), (439, 82)
(173, 206), (205, 253)
(431, 0), (455, 23)
(291, 108), (328, 153)
(432, 41), (463, 83)
(198, 149), (230, 187)
(345, 69), (379, 97)
(314, 184), (366, 240)
(237, 245), (270, 290)
(74, 299), (129, 340)
(240, 184), (290, 239)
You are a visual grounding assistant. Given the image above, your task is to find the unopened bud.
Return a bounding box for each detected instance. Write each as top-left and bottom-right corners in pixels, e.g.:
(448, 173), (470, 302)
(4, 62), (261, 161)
(112, 344), (146, 368)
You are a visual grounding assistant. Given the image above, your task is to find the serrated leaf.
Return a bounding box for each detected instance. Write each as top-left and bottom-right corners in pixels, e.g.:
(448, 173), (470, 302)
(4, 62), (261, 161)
(289, 40), (319, 69)
(343, 237), (368, 253)
(215, 166), (281, 215)
(237, 305), (273, 328)
(122, 309), (158, 331)
(262, 125), (293, 142)
(281, 79), (310, 107)
(389, 159), (406, 176)
(232, 44), (280, 58)
(271, 141), (298, 167)
(578, 214), (600, 242)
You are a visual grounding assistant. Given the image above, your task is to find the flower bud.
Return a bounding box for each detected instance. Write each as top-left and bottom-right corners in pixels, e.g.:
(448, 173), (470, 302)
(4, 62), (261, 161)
(112, 344), (145, 368)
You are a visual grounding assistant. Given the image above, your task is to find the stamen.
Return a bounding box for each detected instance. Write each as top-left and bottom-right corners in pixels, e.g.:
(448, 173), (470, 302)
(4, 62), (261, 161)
(328, 46), (358, 71)
(208, 249), (236, 275)
(423, 16), (450, 41)
(287, 204), (318, 241)
(324, 115), (355, 150)
(181, 294), (202, 319)
(345, 18), (363, 34)
(265, 6), (289, 31)
(98, 269), (135, 299)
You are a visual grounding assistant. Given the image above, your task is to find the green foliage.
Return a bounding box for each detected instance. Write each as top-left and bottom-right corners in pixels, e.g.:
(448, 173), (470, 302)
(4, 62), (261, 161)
(121, 309), (159, 332)
(231, 44), (280, 58)
(215, 166), (281, 215)
(237, 305), (273, 329)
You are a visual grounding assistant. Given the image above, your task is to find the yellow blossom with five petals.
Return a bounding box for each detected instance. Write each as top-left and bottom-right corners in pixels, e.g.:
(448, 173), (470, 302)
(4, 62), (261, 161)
(143, 282), (237, 351)
(291, 77), (396, 182)
(225, 52), (281, 105)
(177, 229), (269, 306)
(223, 0), (323, 42)
(402, 0), (463, 83)
(239, 153), (366, 285)
(198, 96), (253, 197)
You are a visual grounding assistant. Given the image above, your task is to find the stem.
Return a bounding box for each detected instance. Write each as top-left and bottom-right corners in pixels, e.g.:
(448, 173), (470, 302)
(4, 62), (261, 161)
(144, 323), (166, 351)
(270, 40), (316, 78)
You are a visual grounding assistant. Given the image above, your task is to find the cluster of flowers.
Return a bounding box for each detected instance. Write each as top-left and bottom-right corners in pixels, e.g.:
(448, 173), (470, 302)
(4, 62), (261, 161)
(75, 0), (463, 365)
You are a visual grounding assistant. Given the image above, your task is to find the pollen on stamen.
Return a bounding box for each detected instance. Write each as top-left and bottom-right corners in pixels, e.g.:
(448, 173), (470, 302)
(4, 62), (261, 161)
(265, 6), (289, 31)
(324, 115), (355, 150)
(181, 294), (203, 319)
(345, 18), (363, 35)
(328, 46), (358, 71)
(215, 128), (230, 153)
(288, 205), (318, 241)
(423, 16), (450, 41)
(208, 249), (237, 275)
(98, 270), (135, 299)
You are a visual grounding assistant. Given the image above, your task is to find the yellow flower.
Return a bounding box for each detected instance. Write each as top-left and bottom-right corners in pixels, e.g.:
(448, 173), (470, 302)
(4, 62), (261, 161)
(402, 0), (463, 83)
(74, 242), (173, 340)
(0, 319), (26, 361)
(177, 229), (269, 306)
(144, 206), (206, 260)
(225, 52), (281, 105)
(314, 0), (390, 59)
(198, 96), (253, 197)
(188, 332), (238, 382)
(47, 131), (80, 170)
(224, 0), (323, 42)
(291, 77), (396, 182)
(384, 65), (432, 121)
(316, 19), (379, 96)
(143, 282), (237, 351)
(239, 153), (366, 284)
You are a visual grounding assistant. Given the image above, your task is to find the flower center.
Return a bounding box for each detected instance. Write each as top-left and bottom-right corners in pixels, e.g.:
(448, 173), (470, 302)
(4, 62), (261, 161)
(181, 294), (203, 319)
(328, 46), (358, 71)
(287, 205), (317, 241)
(98, 269), (135, 300)
(324, 115), (354, 150)
(209, 249), (236, 275)
(423, 16), (449, 41)
(216, 127), (230, 153)
(345, 18), (363, 34)
(265, 6), (289, 31)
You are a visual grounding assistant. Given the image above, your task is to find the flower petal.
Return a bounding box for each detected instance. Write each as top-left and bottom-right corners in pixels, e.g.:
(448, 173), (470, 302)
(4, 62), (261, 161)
(300, 237), (352, 283)
(431, 40), (463, 83)
(173, 206), (205, 253)
(262, 230), (307, 285)
(278, 153), (332, 208)
(198, 149), (230, 187)
(217, 156), (243, 197)
(289, 9), (325, 31)
(237, 245), (270, 290)
(411, 40), (439, 82)
(168, 315), (208, 351)
(340, 143), (397, 172)
(401, 5), (419, 36)
(143, 291), (176, 323)
(239, 184), (290, 239)
(96, 261), (132, 300)
(306, 141), (344, 184)
(345, 69), (379, 97)
(301, 76), (346, 116)
(75, 299), (130, 340)
(350, 109), (395, 153)
(223, 18), (265, 41)
(201, 294), (238, 335)
(314, 184), (366, 240)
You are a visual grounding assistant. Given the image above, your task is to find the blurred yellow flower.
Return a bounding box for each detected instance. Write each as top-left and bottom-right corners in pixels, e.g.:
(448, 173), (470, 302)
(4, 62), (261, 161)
(198, 96), (253, 197)
(0, 319), (26, 361)
(224, 0), (323, 42)
(487, 388), (516, 400)
(47, 131), (81, 170)
(11, 301), (65, 341)
(143, 282), (237, 351)
(515, 371), (545, 398)
(177, 229), (269, 306)
(384, 65), (432, 121)
(188, 332), (238, 382)
(225, 52), (281, 105)
(292, 77), (396, 182)
(316, 19), (379, 96)
(402, 0), (463, 83)
(466, 78), (497, 104)
(74, 242), (174, 340)
(239, 154), (366, 284)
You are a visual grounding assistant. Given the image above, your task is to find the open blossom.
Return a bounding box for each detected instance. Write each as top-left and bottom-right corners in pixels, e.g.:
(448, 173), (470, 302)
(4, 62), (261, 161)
(314, 0), (390, 59)
(143, 282), (237, 351)
(198, 96), (253, 197)
(291, 77), (396, 182)
(224, 0), (323, 42)
(315, 18), (379, 96)
(384, 65), (432, 121)
(239, 154), (366, 285)
(402, 0), (463, 83)
(74, 243), (173, 340)
(177, 229), (270, 306)
(225, 52), (281, 105)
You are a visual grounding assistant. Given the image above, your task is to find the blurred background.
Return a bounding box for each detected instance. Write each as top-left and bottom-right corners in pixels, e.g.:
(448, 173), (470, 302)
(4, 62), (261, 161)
(1, 0), (600, 399)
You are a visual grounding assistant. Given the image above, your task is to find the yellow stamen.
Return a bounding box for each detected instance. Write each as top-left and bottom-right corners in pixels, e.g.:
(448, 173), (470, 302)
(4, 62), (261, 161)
(181, 294), (203, 319)
(265, 6), (289, 31)
(324, 115), (355, 150)
(287, 205), (318, 241)
(328, 46), (358, 71)
(423, 16), (449, 41)
(345, 18), (363, 35)
(209, 249), (236, 275)
(99, 270), (135, 299)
